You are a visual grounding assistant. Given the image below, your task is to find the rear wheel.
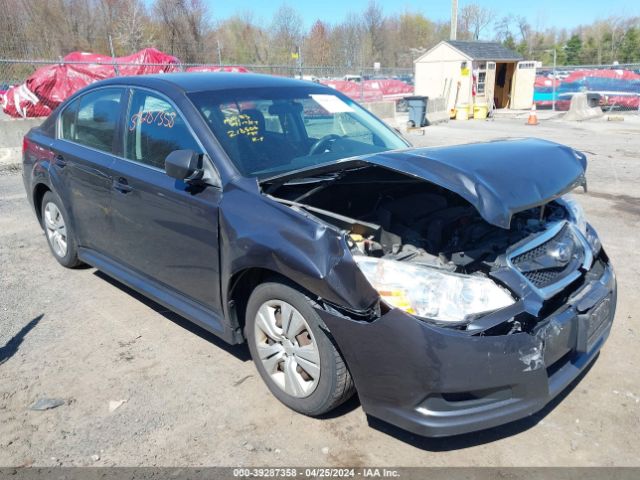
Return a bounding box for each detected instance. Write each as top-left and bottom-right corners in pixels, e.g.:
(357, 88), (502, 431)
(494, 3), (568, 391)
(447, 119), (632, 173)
(41, 191), (82, 268)
(245, 282), (355, 416)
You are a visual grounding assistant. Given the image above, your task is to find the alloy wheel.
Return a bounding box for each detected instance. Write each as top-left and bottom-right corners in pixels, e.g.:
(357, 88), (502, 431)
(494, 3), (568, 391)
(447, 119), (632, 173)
(253, 300), (321, 398)
(44, 202), (67, 258)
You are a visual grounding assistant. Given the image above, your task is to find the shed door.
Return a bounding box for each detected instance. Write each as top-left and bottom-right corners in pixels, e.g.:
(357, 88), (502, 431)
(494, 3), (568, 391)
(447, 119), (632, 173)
(511, 61), (537, 109)
(484, 62), (496, 106)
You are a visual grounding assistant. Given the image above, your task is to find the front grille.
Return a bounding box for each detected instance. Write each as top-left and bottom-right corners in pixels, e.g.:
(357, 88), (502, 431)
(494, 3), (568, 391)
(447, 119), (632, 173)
(511, 224), (585, 289)
(523, 267), (566, 287)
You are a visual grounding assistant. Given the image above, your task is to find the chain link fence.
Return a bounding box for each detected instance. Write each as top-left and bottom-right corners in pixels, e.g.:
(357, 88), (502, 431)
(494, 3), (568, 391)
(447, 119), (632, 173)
(534, 63), (640, 113)
(5, 54), (639, 120)
(0, 57), (414, 119)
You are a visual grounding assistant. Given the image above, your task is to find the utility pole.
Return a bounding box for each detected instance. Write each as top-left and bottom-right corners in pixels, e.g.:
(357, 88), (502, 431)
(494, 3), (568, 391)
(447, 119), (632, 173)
(544, 48), (558, 111)
(216, 39), (222, 66)
(450, 0), (458, 40)
(552, 48), (557, 112)
(108, 34), (120, 76)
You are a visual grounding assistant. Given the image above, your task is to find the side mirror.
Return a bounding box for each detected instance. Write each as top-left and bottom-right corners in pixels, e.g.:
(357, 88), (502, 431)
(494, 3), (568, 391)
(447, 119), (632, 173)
(165, 149), (203, 181)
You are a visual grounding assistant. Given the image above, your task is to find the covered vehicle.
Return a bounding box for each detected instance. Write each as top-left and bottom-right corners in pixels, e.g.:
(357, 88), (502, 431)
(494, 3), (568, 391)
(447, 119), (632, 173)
(22, 73), (615, 437)
(535, 68), (640, 110)
(321, 78), (414, 102)
(2, 48), (179, 118)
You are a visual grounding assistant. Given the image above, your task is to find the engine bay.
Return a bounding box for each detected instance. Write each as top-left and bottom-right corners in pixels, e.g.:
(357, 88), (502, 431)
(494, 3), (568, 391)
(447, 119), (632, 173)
(266, 165), (570, 275)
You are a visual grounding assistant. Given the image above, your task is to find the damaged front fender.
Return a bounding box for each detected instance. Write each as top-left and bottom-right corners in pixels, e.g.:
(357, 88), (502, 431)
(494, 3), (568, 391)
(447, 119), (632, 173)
(218, 179), (378, 326)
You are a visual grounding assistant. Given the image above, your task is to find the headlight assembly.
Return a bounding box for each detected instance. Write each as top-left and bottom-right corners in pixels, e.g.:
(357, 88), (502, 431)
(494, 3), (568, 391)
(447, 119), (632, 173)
(353, 256), (515, 325)
(560, 195), (601, 254)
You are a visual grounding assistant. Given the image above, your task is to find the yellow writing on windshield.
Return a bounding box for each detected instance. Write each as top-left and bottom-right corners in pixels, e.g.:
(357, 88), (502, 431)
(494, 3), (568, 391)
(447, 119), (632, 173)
(224, 114), (264, 143)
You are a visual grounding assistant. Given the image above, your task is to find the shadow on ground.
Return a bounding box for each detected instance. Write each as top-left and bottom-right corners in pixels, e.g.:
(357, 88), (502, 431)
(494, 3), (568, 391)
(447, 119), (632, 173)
(93, 270), (251, 362)
(92, 269), (598, 449)
(0, 314), (44, 366)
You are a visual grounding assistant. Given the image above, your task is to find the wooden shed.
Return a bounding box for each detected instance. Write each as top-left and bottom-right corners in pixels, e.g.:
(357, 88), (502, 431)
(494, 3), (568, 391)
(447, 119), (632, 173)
(414, 40), (536, 111)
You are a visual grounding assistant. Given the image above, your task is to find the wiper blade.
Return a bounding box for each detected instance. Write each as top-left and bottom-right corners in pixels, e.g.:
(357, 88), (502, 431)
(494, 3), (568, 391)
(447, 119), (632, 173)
(282, 173), (342, 185)
(264, 172), (343, 196)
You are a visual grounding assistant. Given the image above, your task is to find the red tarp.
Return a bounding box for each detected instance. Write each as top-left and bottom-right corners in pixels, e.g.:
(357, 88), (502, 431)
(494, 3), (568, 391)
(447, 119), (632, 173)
(562, 68), (640, 83)
(2, 49), (180, 118)
(185, 65), (250, 73)
(321, 79), (413, 102)
(535, 75), (561, 88)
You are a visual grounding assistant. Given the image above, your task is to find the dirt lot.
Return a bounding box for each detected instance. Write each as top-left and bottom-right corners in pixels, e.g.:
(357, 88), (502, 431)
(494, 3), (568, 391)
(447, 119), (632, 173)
(1, 116), (639, 467)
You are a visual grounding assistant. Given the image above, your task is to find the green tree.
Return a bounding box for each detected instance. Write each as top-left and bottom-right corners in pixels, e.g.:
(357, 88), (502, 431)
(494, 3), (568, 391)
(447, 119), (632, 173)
(619, 27), (640, 63)
(564, 34), (582, 65)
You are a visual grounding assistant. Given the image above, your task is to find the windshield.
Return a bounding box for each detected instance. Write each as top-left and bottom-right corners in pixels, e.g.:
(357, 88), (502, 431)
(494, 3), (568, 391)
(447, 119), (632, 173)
(188, 86), (408, 178)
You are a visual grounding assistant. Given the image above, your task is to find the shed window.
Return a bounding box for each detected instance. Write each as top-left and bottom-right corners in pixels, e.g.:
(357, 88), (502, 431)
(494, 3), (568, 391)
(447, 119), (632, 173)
(477, 71), (486, 95)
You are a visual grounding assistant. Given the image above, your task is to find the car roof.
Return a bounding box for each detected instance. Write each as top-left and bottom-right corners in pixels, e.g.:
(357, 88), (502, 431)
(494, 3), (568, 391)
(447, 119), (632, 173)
(96, 72), (325, 94)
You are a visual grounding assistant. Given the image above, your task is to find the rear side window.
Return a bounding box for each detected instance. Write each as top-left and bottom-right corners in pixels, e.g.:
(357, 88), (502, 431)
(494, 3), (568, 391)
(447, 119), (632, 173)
(60, 99), (79, 140)
(125, 90), (201, 170)
(60, 88), (123, 153)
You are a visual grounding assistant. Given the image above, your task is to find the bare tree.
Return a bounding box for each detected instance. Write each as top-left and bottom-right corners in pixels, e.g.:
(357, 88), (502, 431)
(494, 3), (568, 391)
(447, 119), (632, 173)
(153, 0), (210, 62)
(458, 3), (493, 40)
(113, 0), (154, 54)
(363, 0), (384, 63)
(270, 4), (303, 65)
(216, 12), (269, 64)
(304, 20), (332, 66)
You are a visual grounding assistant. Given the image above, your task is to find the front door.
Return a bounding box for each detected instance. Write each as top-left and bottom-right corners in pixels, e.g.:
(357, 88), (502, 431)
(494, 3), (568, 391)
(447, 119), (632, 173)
(108, 88), (223, 316)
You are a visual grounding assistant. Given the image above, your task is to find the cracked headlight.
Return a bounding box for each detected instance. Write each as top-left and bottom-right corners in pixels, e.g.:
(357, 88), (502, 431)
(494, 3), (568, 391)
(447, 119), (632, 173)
(561, 195), (601, 254)
(354, 256), (516, 325)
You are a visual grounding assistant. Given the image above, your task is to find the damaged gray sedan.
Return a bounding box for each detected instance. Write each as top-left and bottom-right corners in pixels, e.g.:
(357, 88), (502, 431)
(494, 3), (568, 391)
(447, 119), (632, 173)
(24, 74), (615, 438)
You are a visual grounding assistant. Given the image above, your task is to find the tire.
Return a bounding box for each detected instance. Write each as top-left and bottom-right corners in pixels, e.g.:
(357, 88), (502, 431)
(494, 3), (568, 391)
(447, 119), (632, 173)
(41, 191), (82, 268)
(245, 281), (355, 416)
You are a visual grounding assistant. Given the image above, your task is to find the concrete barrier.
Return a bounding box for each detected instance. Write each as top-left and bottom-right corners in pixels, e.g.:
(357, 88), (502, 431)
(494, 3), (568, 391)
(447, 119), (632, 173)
(0, 117), (43, 169)
(361, 101), (396, 119)
(424, 97), (449, 125)
(0, 118), (43, 147)
(564, 93), (603, 121)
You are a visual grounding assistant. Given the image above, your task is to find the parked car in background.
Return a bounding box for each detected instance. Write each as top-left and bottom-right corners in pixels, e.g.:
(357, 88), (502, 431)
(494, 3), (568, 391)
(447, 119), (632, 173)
(22, 73), (616, 437)
(343, 74), (362, 83)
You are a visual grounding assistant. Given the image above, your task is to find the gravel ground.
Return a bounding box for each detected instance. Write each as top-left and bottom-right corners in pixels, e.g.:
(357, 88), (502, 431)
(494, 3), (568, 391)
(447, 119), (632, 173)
(0, 116), (639, 467)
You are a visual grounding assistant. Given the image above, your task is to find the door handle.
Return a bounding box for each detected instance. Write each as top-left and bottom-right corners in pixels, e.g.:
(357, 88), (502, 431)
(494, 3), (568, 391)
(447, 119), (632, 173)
(112, 177), (133, 194)
(55, 154), (67, 168)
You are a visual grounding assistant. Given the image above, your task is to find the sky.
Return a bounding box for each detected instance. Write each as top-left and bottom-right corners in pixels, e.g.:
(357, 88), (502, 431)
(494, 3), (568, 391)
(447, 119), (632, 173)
(205, 0), (640, 34)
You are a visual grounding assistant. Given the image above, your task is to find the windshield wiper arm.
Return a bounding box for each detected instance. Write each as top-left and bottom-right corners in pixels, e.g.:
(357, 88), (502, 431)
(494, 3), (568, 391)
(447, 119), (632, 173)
(264, 172), (343, 196)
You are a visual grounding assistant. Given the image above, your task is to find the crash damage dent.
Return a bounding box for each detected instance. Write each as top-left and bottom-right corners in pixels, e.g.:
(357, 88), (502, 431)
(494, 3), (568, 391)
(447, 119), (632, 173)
(313, 259), (616, 437)
(376, 139), (587, 228)
(263, 138), (588, 229)
(218, 179), (379, 334)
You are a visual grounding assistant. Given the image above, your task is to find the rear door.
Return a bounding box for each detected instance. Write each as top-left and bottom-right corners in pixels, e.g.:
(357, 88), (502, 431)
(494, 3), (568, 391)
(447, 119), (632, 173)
(108, 88), (223, 315)
(53, 87), (125, 253)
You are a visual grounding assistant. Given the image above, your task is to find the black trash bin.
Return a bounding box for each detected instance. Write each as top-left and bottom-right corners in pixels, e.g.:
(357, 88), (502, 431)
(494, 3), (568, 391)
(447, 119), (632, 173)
(586, 93), (601, 108)
(404, 96), (428, 127)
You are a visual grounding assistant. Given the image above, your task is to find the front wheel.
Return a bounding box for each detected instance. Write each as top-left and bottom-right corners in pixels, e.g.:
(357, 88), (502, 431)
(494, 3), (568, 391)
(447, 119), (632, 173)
(245, 282), (355, 416)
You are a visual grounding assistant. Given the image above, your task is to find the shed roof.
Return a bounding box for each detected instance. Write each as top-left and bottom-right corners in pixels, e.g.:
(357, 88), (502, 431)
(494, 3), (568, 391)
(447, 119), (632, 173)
(445, 40), (523, 61)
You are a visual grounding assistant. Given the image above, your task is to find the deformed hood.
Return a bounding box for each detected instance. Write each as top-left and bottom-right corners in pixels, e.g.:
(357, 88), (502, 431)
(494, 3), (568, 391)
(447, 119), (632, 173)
(264, 138), (587, 229)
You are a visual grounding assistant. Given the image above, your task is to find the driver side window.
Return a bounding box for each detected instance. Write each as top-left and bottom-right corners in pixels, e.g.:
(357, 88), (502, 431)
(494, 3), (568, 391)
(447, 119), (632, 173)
(125, 90), (201, 170)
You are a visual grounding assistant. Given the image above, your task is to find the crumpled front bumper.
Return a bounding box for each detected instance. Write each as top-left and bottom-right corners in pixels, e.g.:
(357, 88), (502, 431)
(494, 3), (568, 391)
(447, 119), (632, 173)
(317, 261), (616, 437)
